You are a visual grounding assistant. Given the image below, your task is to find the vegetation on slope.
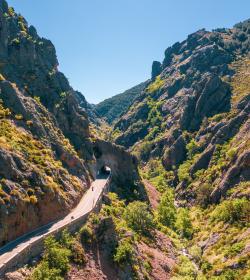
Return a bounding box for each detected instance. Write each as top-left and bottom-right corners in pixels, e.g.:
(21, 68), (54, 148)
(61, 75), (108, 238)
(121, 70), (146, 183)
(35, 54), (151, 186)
(27, 193), (177, 280)
(111, 20), (250, 279)
(94, 82), (147, 124)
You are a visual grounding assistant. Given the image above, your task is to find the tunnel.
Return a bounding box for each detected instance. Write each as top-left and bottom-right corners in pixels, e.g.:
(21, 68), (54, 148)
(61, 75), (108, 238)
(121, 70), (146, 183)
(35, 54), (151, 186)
(92, 139), (147, 201)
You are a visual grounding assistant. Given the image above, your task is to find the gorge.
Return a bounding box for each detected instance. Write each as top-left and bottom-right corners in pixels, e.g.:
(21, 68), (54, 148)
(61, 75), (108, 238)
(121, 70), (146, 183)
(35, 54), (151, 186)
(0, 1), (249, 279)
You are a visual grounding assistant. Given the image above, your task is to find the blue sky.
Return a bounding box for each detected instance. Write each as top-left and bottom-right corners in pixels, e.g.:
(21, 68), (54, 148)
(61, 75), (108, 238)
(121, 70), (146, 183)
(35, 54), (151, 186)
(7, 0), (250, 104)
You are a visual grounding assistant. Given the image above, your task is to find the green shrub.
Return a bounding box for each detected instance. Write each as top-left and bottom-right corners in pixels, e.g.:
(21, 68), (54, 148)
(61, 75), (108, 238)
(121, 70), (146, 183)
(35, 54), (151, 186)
(8, 7), (15, 17)
(123, 201), (154, 235)
(211, 198), (250, 224)
(71, 240), (86, 265)
(31, 235), (71, 279)
(196, 183), (213, 207)
(146, 75), (165, 93)
(201, 260), (212, 273)
(224, 242), (245, 257)
(178, 160), (192, 183)
(189, 245), (202, 263)
(143, 260), (152, 272)
(114, 239), (134, 265)
(172, 255), (197, 279)
(32, 261), (62, 280)
(60, 230), (74, 249)
(175, 208), (193, 239)
(158, 189), (177, 228)
(44, 236), (71, 274)
(186, 139), (200, 159)
(214, 269), (239, 280)
(80, 225), (93, 244)
(11, 38), (20, 46)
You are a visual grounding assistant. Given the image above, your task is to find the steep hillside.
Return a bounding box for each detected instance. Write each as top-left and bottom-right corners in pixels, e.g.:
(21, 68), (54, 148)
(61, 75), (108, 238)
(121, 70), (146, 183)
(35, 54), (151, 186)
(113, 20), (250, 194)
(0, 0), (143, 248)
(112, 20), (250, 279)
(94, 82), (147, 124)
(0, 0), (95, 245)
(14, 193), (176, 280)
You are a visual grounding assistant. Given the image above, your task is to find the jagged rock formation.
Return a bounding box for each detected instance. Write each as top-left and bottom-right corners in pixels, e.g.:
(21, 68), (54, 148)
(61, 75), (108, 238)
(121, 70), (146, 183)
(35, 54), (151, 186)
(1, 1), (249, 278)
(0, 0), (94, 245)
(112, 21), (250, 203)
(108, 20), (250, 279)
(151, 61), (162, 79)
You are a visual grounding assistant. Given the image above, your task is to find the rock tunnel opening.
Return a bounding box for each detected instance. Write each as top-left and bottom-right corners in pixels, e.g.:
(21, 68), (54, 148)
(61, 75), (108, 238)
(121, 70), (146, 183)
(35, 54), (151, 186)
(97, 165), (111, 177)
(92, 139), (147, 201)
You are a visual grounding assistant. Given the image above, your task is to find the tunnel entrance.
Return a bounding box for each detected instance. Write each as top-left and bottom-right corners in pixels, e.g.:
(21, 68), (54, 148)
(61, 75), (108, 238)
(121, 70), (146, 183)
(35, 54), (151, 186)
(92, 139), (147, 201)
(98, 165), (111, 176)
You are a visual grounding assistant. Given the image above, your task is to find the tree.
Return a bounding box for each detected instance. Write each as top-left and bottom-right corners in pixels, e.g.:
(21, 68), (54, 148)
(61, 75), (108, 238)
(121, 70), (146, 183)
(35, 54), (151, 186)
(114, 239), (134, 265)
(175, 208), (193, 239)
(32, 261), (62, 280)
(44, 236), (71, 274)
(123, 201), (154, 235)
(158, 189), (177, 228)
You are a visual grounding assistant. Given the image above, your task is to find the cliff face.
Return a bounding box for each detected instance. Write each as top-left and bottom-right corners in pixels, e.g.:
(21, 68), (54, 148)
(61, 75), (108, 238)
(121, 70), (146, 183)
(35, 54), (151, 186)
(1, 1), (249, 278)
(0, 0), (95, 245)
(110, 20), (250, 278)
(0, 0), (94, 161)
(112, 21), (250, 204)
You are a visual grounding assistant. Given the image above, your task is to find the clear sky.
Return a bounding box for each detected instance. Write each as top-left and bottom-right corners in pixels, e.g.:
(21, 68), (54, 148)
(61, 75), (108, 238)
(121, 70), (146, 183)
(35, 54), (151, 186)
(7, 0), (250, 104)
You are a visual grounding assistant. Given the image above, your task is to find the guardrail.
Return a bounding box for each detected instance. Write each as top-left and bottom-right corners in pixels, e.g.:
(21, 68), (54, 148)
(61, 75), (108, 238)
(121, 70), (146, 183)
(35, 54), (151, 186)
(0, 174), (111, 277)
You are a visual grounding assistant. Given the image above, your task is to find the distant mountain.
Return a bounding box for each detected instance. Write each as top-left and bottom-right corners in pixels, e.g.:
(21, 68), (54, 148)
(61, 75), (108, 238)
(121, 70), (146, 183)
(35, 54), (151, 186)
(94, 82), (147, 124)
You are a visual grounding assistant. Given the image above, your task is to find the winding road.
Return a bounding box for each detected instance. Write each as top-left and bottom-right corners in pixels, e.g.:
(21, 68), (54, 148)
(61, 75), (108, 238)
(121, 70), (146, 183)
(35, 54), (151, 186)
(0, 172), (111, 276)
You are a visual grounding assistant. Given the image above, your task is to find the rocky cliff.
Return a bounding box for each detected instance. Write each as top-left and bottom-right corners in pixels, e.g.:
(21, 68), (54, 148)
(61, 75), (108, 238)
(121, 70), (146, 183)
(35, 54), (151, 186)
(0, 0), (143, 246)
(0, 0), (96, 245)
(110, 20), (250, 278)
(113, 20), (250, 204)
(1, 1), (249, 278)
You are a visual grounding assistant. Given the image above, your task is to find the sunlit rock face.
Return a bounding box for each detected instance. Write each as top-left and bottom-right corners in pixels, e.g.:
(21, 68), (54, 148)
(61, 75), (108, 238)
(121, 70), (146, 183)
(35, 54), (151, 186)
(0, 0), (94, 245)
(112, 19), (250, 204)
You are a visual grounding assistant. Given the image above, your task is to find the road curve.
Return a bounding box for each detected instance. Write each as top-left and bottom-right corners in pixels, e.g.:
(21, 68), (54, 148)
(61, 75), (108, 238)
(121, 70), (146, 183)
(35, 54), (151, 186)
(0, 173), (110, 275)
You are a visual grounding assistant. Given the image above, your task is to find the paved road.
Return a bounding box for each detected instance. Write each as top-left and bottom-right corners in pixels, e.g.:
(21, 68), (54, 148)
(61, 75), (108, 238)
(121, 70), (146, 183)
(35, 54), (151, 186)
(0, 173), (110, 272)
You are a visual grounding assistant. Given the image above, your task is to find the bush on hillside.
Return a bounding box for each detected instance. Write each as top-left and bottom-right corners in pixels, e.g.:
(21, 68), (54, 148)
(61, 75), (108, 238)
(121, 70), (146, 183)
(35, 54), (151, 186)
(114, 239), (134, 265)
(158, 189), (177, 228)
(31, 235), (71, 279)
(32, 261), (62, 280)
(175, 208), (193, 239)
(44, 236), (71, 274)
(211, 198), (249, 225)
(123, 201), (154, 235)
